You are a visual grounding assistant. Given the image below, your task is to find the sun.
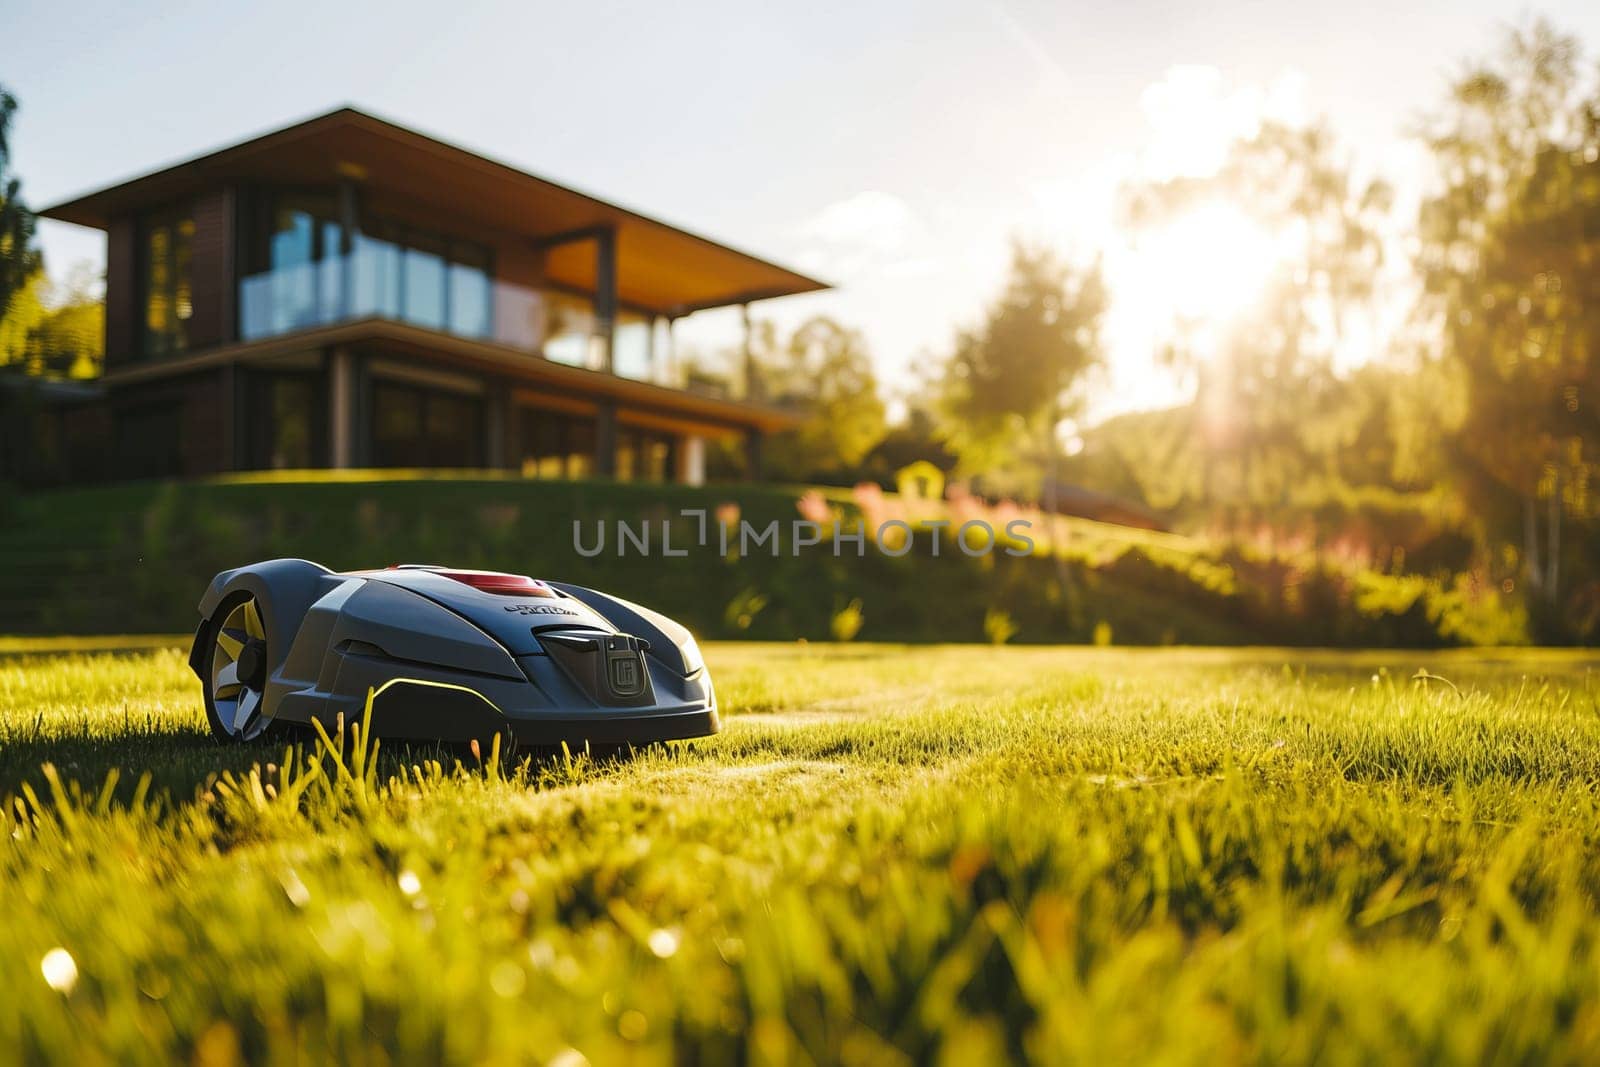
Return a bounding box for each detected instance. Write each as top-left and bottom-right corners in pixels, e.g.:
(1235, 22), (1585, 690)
(1093, 197), (1290, 413)
(1128, 200), (1280, 327)
(1099, 197), (1286, 386)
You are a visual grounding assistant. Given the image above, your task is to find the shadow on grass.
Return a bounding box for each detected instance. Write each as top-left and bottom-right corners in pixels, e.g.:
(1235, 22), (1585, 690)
(0, 721), (667, 811)
(0, 722), (286, 804)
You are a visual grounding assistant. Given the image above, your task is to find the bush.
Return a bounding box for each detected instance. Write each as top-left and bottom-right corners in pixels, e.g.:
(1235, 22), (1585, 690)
(0, 475), (1530, 645)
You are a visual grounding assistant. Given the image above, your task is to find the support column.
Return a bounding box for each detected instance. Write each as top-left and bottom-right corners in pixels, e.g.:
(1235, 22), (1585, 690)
(741, 303), (760, 401)
(678, 434), (706, 487)
(745, 428), (763, 483)
(328, 346), (356, 469)
(595, 400), (617, 479)
(664, 315), (678, 387)
(594, 228), (617, 374)
(485, 380), (511, 470)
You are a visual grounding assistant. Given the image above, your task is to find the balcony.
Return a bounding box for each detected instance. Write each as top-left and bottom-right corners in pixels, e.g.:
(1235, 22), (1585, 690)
(238, 252), (673, 386)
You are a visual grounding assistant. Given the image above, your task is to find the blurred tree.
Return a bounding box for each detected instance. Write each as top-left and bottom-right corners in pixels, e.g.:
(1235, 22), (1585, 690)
(0, 268), (44, 366)
(1062, 406), (1191, 510)
(862, 405), (958, 485)
(760, 315), (887, 482)
(935, 243), (1107, 494)
(1416, 18), (1600, 626)
(0, 85), (40, 320)
(1125, 122), (1391, 512)
(0, 264), (104, 378)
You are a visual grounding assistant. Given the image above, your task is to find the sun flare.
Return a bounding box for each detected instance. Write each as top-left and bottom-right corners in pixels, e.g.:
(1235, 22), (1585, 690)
(1127, 200), (1281, 328)
(1095, 197), (1290, 416)
(1095, 197), (1294, 412)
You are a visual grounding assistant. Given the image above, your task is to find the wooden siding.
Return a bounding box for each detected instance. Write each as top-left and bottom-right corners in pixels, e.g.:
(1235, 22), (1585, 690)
(104, 216), (137, 367)
(188, 187), (236, 348)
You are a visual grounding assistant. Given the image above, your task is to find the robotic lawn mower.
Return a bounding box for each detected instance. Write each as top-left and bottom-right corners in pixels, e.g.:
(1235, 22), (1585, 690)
(189, 560), (717, 750)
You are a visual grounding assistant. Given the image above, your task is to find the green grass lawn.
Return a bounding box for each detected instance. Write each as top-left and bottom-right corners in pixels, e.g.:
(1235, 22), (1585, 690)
(3, 642), (1600, 1063)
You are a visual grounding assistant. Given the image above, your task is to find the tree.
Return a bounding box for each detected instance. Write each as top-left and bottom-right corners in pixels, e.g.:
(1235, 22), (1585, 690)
(1123, 121), (1391, 512)
(760, 315), (887, 482)
(0, 264), (104, 378)
(0, 85), (40, 320)
(862, 404), (957, 483)
(936, 243), (1107, 492)
(1415, 19), (1600, 625)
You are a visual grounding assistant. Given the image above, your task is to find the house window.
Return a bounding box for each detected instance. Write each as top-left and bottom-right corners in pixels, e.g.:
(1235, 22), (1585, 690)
(518, 408), (596, 479)
(348, 217), (490, 337)
(114, 402), (182, 478)
(244, 197), (493, 343)
(425, 391), (480, 466)
(540, 291), (598, 368)
(266, 193), (342, 333)
(247, 373), (325, 469)
(448, 243), (492, 339)
(371, 380), (483, 468)
(617, 427), (675, 483)
(403, 233), (448, 330)
(352, 219), (402, 320)
(614, 311), (654, 379)
(141, 210), (194, 359)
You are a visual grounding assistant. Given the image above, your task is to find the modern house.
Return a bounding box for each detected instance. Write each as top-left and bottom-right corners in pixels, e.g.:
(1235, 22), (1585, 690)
(15, 108), (824, 486)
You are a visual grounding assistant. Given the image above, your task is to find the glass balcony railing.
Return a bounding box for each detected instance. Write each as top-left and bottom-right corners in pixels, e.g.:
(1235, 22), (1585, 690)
(238, 253), (678, 386)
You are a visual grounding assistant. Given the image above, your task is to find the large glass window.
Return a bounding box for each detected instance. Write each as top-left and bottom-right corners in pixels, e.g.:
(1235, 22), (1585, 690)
(614, 311), (654, 380)
(319, 218), (342, 317)
(259, 194), (342, 335)
(372, 384), (424, 467)
(141, 209), (194, 359)
(371, 380), (483, 468)
(247, 373), (324, 469)
(403, 234), (447, 330)
(448, 243), (491, 339)
(541, 291), (598, 368)
(349, 220), (489, 337)
(617, 426), (675, 483)
(351, 220), (402, 320)
(425, 391), (480, 465)
(242, 197), (494, 345)
(267, 207), (314, 333)
(518, 408), (596, 479)
(113, 402), (182, 478)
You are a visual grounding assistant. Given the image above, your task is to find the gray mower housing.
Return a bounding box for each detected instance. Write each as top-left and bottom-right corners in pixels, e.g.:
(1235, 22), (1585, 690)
(188, 560), (717, 748)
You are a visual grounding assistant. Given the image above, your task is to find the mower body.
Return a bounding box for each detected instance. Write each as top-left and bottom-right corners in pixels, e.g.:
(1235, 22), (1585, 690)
(189, 559), (717, 748)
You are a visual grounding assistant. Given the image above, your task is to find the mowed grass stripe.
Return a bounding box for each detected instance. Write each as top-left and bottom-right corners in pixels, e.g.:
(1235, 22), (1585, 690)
(1, 644), (1599, 1063)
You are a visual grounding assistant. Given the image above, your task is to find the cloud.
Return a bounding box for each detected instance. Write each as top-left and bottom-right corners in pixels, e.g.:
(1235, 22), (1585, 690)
(798, 191), (919, 253)
(1138, 65), (1309, 180)
(793, 190), (934, 282)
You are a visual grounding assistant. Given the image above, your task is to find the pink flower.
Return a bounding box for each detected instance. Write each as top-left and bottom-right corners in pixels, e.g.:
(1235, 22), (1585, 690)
(797, 490), (832, 526)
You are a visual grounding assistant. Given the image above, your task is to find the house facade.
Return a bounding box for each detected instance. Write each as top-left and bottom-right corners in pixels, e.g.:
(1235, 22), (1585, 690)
(16, 108), (822, 486)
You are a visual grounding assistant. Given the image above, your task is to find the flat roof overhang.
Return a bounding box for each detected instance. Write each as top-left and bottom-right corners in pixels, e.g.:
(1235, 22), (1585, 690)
(41, 107), (829, 317)
(96, 318), (802, 435)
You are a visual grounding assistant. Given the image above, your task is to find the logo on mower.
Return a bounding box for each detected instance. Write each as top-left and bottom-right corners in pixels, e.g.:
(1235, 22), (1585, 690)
(504, 603), (580, 616)
(610, 657), (639, 693)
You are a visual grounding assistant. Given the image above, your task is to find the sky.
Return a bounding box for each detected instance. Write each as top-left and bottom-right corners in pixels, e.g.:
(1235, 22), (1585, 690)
(10, 0), (1600, 422)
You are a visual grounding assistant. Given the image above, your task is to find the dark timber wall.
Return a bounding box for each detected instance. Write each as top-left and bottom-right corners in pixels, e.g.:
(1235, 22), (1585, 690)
(187, 188), (236, 349)
(104, 217), (137, 368)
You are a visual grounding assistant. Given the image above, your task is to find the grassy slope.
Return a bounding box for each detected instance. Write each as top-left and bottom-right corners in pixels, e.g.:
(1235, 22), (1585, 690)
(2, 643), (1599, 1063)
(0, 475), (1523, 645)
